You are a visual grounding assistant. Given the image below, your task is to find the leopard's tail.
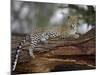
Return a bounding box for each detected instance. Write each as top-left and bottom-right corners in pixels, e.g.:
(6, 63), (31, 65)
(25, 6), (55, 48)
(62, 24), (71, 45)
(12, 35), (30, 71)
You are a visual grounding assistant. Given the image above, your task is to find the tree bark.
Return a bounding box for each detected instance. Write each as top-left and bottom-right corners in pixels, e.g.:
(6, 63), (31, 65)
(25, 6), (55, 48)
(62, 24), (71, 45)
(11, 28), (96, 74)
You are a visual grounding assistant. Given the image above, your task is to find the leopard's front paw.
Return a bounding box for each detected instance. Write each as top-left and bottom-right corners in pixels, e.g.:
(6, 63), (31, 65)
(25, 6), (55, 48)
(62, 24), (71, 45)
(29, 47), (35, 59)
(32, 55), (35, 59)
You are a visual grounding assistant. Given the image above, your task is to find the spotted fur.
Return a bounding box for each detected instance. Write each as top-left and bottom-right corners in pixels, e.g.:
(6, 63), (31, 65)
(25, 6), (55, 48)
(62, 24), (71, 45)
(12, 35), (30, 71)
(28, 32), (60, 58)
(12, 32), (60, 71)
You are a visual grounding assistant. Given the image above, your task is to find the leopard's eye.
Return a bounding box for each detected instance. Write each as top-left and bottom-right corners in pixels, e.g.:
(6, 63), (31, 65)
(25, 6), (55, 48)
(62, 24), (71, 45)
(71, 24), (75, 28)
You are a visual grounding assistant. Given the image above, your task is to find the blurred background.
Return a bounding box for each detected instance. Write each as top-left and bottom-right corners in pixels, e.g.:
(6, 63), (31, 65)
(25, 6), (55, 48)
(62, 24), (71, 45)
(11, 0), (96, 34)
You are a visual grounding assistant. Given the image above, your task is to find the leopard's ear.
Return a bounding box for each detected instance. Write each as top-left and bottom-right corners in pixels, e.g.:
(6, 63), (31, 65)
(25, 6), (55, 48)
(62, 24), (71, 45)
(67, 16), (70, 19)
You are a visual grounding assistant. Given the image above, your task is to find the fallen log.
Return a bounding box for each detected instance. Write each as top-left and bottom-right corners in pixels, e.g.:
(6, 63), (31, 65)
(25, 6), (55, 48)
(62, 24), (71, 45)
(11, 28), (96, 74)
